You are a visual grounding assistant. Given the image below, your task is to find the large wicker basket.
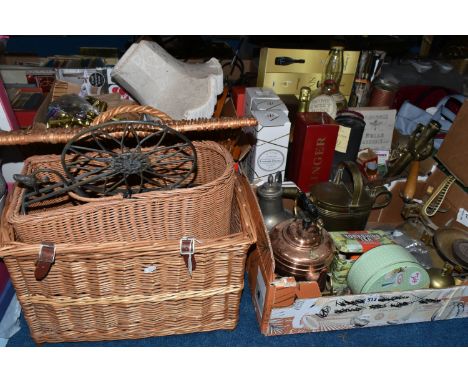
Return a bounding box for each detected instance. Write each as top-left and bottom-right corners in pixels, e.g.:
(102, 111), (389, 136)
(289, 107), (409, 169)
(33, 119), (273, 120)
(0, 176), (257, 344)
(7, 140), (235, 244)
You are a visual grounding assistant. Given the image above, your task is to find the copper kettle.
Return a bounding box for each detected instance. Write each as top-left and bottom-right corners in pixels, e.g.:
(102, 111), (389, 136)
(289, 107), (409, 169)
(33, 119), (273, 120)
(269, 192), (335, 287)
(309, 161), (392, 231)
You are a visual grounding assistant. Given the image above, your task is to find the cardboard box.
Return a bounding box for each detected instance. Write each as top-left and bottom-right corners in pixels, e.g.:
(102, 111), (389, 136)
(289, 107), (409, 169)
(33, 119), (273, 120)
(349, 107), (397, 153)
(244, 87), (280, 117)
(32, 83), (134, 130)
(10, 88), (44, 128)
(246, 186), (468, 336)
(0, 75), (19, 131)
(436, 100), (468, 187)
(241, 109), (291, 184)
(257, 48), (360, 98)
(287, 112), (339, 192)
(56, 67), (111, 94)
(251, 98), (289, 116)
(0, 65), (55, 93)
(0, 55), (48, 66)
(366, 172), (467, 255)
(1, 75), (24, 184)
(231, 86), (245, 117)
(424, 167), (468, 231)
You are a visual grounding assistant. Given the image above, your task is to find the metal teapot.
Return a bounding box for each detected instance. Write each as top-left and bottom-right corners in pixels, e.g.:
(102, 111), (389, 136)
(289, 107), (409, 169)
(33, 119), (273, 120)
(309, 161), (392, 231)
(257, 172), (293, 232)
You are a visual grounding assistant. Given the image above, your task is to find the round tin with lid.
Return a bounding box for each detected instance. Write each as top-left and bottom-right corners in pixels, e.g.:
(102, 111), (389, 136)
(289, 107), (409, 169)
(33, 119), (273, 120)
(369, 79), (399, 107)
(347, 244), (430, 294)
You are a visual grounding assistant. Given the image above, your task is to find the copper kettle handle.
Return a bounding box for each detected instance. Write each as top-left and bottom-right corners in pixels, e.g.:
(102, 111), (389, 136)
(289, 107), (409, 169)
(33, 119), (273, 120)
(370, 186), (392, 209)
(333, 161), (363, 207)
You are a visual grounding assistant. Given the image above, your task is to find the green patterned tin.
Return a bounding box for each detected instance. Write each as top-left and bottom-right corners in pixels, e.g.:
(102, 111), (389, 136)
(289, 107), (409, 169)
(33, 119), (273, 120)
(329, 230), (394, 254)
(329, 230), (394, 294)
(330, 255), (355, 294)
(347, 244), (430, 294)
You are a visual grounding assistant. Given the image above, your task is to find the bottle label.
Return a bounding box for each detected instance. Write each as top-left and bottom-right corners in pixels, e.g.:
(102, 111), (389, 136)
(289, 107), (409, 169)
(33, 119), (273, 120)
(309, 95), (337, 118)
(335, 125), (351, 153)
(332, 92), (346, 104)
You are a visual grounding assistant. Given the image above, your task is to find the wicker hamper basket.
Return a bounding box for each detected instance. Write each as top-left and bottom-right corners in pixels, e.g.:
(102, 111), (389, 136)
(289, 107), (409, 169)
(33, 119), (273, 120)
(0, 176), (257, 344)
(7, 140), (235, 244)
(3, 103), (258, 245)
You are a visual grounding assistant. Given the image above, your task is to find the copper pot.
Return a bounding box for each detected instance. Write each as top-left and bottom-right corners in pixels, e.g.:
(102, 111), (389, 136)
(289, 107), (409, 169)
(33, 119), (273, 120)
(270, 217), (335, 286)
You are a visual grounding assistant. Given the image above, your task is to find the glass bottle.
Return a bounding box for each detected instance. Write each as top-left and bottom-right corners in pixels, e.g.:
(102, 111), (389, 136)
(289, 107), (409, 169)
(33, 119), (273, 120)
(289, 86), (311, 144)
(297, 86), (311, 113)
(309, 46), (348, 117)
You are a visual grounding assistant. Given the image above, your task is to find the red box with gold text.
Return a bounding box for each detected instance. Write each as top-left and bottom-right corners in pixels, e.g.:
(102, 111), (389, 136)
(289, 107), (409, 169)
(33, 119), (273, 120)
(287, 112), (339, 192)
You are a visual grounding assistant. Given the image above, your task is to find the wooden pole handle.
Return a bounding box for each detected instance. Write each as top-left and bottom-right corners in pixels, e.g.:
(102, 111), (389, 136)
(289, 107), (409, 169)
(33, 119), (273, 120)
(402, 161), (420, 202)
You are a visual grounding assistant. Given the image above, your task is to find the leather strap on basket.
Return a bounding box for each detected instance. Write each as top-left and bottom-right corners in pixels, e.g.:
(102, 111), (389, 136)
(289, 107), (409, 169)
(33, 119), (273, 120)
(35, 242), (56, 281)
(91, 105), (174, 126)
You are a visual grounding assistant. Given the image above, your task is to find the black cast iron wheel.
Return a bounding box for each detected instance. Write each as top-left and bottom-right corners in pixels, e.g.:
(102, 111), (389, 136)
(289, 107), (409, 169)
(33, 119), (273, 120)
(61, 120), (197, 197)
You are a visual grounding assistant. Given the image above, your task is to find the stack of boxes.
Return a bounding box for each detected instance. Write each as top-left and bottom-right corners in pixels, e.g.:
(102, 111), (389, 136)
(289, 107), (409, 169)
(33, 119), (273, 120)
(241, 87), (291, 184)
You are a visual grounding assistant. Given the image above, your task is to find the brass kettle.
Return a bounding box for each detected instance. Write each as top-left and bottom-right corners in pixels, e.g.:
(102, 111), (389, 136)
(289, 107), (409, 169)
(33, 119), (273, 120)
(309, 161), (392, 231)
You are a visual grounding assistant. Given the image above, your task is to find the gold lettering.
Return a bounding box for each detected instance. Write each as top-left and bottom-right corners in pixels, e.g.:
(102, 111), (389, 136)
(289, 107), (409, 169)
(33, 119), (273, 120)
(309, 137), (327, 182)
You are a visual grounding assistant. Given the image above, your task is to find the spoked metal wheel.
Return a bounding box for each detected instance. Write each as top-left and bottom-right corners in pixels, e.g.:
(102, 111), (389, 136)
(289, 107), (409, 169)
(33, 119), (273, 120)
(61, 120), (197, 197)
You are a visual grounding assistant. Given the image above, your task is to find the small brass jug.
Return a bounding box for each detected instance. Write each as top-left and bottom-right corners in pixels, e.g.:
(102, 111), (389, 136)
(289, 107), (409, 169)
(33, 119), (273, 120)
(309, 161), (392, 231)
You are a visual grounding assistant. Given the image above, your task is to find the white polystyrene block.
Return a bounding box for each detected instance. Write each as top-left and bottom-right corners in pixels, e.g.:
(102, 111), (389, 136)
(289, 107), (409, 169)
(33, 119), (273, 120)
(112, 41), (223, 120)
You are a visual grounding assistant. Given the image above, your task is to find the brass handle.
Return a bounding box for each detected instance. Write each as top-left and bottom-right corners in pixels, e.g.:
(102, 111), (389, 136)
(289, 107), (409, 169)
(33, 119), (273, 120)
(370, 186), (392, 209)
(333, 161), (363, 207)
(422, 175), (456, 217)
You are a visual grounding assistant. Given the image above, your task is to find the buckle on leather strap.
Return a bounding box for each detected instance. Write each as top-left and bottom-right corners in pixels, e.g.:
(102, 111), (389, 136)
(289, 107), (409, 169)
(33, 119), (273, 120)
(34, 242), (56, 281)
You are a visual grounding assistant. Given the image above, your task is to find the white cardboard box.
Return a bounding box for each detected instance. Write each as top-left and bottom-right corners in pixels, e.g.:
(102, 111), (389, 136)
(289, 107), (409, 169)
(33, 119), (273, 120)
(241, 109), (291, 185)
(349, 107), (397, 152)
(251, 98), (289, 116)
(245, 87), (280, 117)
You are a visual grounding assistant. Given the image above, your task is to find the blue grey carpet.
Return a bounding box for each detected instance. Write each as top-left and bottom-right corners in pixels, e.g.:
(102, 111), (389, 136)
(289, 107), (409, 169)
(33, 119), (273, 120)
(7, 274), (468, 347)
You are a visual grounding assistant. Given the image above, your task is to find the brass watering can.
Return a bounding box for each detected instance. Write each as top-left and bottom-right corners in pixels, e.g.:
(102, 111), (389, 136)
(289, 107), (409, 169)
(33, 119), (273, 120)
(309, 161), (392, 231)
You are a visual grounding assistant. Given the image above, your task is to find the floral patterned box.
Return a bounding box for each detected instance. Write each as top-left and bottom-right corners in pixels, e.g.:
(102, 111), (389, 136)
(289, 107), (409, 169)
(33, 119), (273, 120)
(246, 189), (467, 336)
